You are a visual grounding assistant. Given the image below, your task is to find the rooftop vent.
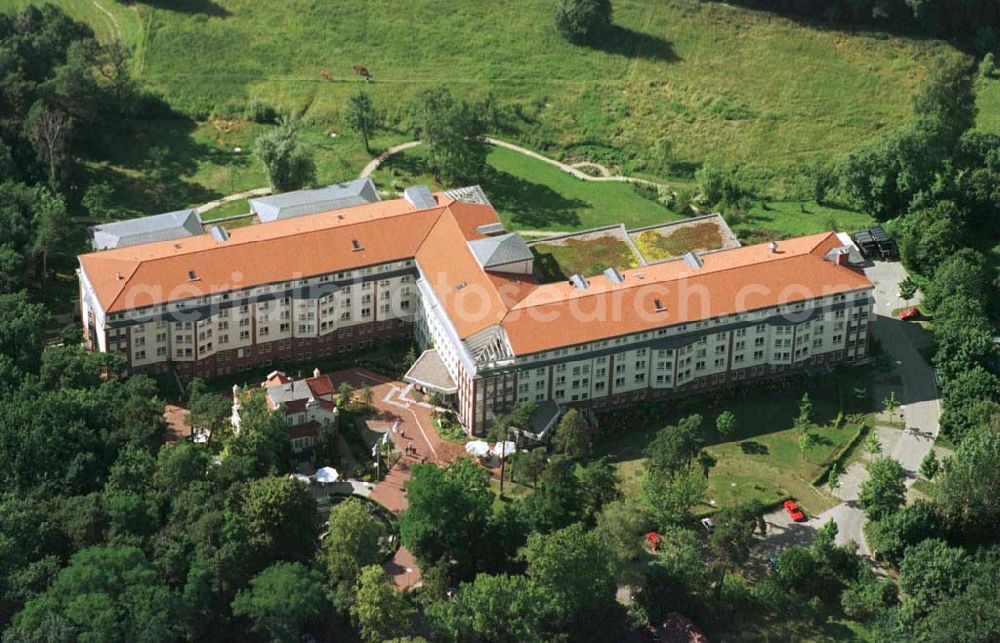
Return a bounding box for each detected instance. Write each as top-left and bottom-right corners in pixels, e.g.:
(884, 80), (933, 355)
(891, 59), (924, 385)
(404, 185), (437, 210)
(115, 272), (124, 281)
(351, 239), (362, 251)
(769, 241), (778, 253)
(456, 282), (468, 290)
(569, 274), (589, 290)
(603, 267), (625, 284)
(683, 252), (703, 269)
(209, 226), (229, 242)
(187, 269), (199, 281)
(654, 298), (667, 312)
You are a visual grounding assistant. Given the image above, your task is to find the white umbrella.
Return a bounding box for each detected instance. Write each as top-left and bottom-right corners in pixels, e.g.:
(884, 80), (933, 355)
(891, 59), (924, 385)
(465, 440), (491, 457)
(315, 467), (339, 484)
(289, 473), (311, 485)
(492, 441), (517, 458)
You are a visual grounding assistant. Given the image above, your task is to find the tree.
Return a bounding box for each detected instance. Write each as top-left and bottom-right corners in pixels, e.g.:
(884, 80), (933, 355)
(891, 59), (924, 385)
(552, 408), (591, 460)
(254, 115), (315, 192)
(322, 498), (383, 612)
(715, 410), (737, 440)
(518, 455), (582, 532)
(336, 382), (353, 409)
(186, 377), (231, 442)
(399, 460), (491, 579)
(896, 201), (963, 273)
(351, 565), (415, 643)
(899, 539), (971, 612)
(911, 56), (978, 145)
(939, 366), (1000, 442)
(344, 90), (379, 154)
(409, 88), (489, 184)
(864, 500), (940, 565)
(153, 440), (208, 498)
(227, 476), (318, 569)
(898, 277), (918, 305)
(866, 431), (882, 455)
(522, 522), (625, 640)
(594, 499), (648, 572)
(858, 457), (906, 521)
(25, 102), (70, 186)
(0, 292), (49, 372)
(796, 393), (813, 429)
(635, 527), (709, 622)
(827, 461), (841, 491)
(554, 0), (613, 44)
(227, 391), (292, 476)
(577, 457), (621, 525)
(883, 391), (900, 423)
(919, 450), (940, 480)
(841, 567), (898, 621)
(231, 562), (326, 643)
(427, 573), (550, 643)
(709, 500), (763, 597)
(5, 545), (181, 643)
(923, 248), (988, 312)
(313, 420), (338, 466)
(799, 431), (818, 454)
(934, 426), (1000, 538)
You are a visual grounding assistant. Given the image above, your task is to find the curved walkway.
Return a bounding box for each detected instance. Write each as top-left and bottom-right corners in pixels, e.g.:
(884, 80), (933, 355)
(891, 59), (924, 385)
(198, 137), (663, 214)
(358, 137), (662, 187)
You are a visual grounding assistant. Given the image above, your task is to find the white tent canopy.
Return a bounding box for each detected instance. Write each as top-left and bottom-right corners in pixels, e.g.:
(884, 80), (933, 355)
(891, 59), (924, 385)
(465, 440), (491, 457)
(315, 467), (339, 483)
(492, 441), (517, 458)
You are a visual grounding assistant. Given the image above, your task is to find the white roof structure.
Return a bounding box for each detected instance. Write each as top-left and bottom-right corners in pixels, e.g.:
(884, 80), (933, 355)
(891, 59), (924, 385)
(90, 209), (203, 250)
(250, 178), (380, 222)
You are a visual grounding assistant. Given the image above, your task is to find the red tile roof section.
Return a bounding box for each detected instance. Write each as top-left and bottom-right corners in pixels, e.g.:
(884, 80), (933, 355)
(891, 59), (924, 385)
(500, 232), (872, 355)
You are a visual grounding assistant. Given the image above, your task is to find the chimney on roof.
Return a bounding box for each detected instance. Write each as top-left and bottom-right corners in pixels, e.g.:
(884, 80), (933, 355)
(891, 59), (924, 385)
(115, 272), (123, 280)
(769, 241), (778, 253)
(313, 368), (320, 378)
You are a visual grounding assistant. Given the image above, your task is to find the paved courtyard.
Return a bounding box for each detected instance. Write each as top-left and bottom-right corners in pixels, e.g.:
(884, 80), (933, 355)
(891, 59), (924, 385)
(327, 368), (465, 588)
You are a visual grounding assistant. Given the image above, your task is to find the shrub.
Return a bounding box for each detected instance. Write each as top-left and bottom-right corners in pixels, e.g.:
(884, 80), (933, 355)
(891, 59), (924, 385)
(554, 0), (613, 45)
(980, 52), (996, 78)
(245, 98), (277, 124)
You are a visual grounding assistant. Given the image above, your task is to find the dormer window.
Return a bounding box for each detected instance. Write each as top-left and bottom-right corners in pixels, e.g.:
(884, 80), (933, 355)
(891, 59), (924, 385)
(351, 239), (362, 251)
(188, 270), (198, 281)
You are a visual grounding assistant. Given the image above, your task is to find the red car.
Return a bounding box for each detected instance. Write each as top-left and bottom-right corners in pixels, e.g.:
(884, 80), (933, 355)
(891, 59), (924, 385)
(783, 499), (806, 522)
(898, 307), (920, 321)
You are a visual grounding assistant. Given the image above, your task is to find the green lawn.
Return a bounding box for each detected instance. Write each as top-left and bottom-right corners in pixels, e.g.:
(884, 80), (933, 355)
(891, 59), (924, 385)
(976, 76), (1000, 134)
(2, 0), (960, 199)
(595, 370), (877, 515)
(733, 200), (876, 243)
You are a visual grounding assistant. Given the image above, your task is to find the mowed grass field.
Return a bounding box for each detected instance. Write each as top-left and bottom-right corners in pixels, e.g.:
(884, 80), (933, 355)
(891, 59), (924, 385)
(1, 0), (962, 197)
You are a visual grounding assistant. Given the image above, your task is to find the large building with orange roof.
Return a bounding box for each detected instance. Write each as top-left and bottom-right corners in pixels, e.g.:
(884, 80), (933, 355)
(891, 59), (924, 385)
(78, 184), (874, 436)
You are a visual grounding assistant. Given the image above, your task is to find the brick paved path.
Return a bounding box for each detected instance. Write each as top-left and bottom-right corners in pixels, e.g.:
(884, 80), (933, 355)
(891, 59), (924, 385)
(328, 368), (465, 588)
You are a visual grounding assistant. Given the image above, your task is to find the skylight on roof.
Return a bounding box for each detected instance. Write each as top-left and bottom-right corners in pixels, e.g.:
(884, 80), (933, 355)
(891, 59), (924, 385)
(188, 270), (198, 281)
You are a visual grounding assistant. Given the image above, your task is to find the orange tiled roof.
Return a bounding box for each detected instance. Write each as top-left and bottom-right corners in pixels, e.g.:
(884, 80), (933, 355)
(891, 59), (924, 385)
(499, 232), (872, 355)
(80, 195), (459, 313)
(305, 374), (336, 398)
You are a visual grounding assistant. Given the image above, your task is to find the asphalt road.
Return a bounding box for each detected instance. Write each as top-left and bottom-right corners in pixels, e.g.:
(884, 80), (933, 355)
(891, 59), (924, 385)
(759, 260), (940, 557)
